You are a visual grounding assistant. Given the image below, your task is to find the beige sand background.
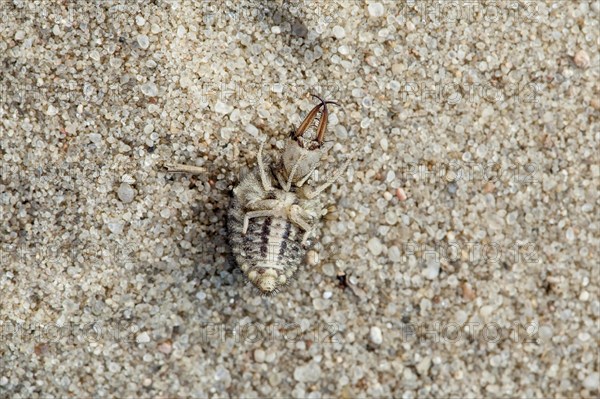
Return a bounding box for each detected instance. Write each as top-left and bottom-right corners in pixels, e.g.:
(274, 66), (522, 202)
(1, 0), (598, 397)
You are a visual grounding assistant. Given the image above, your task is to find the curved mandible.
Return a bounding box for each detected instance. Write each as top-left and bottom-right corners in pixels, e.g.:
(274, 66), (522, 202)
(294, 94), (340, 145)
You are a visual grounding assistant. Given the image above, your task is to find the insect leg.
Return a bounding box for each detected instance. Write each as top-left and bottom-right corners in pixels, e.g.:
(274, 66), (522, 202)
(275, 171), (287, 189)
(246, 199), (280, 211)
(302, 159), (351, 199)
(288, 205), (316, 247)
(283, 152), (307, 191)
(288, 206), (312, 228)
(257, 142), (272, 191)
(296, 162), (319, 187)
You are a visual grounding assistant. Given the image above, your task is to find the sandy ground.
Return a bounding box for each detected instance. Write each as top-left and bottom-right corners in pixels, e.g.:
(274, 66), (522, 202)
(1, 0), (598, 397)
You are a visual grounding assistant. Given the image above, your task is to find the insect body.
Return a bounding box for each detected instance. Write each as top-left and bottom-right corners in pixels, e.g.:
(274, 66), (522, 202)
(164, 95), (349, 294)
(228, 95), (349, 294)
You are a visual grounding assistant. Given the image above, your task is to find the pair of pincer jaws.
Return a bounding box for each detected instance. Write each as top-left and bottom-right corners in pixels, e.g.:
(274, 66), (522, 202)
(293, 94), (340, 147)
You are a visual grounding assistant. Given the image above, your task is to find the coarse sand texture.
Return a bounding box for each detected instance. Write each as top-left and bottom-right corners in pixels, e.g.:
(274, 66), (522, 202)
(0, 1), (598, 397)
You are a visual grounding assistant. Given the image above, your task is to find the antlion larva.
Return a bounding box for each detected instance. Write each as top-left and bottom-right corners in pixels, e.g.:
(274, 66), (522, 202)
(164, 95), (349, 295)
(226, 95), (350, 294)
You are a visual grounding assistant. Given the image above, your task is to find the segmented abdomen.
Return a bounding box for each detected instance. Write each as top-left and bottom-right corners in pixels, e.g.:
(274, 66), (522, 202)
(227, 199), (306, 290)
